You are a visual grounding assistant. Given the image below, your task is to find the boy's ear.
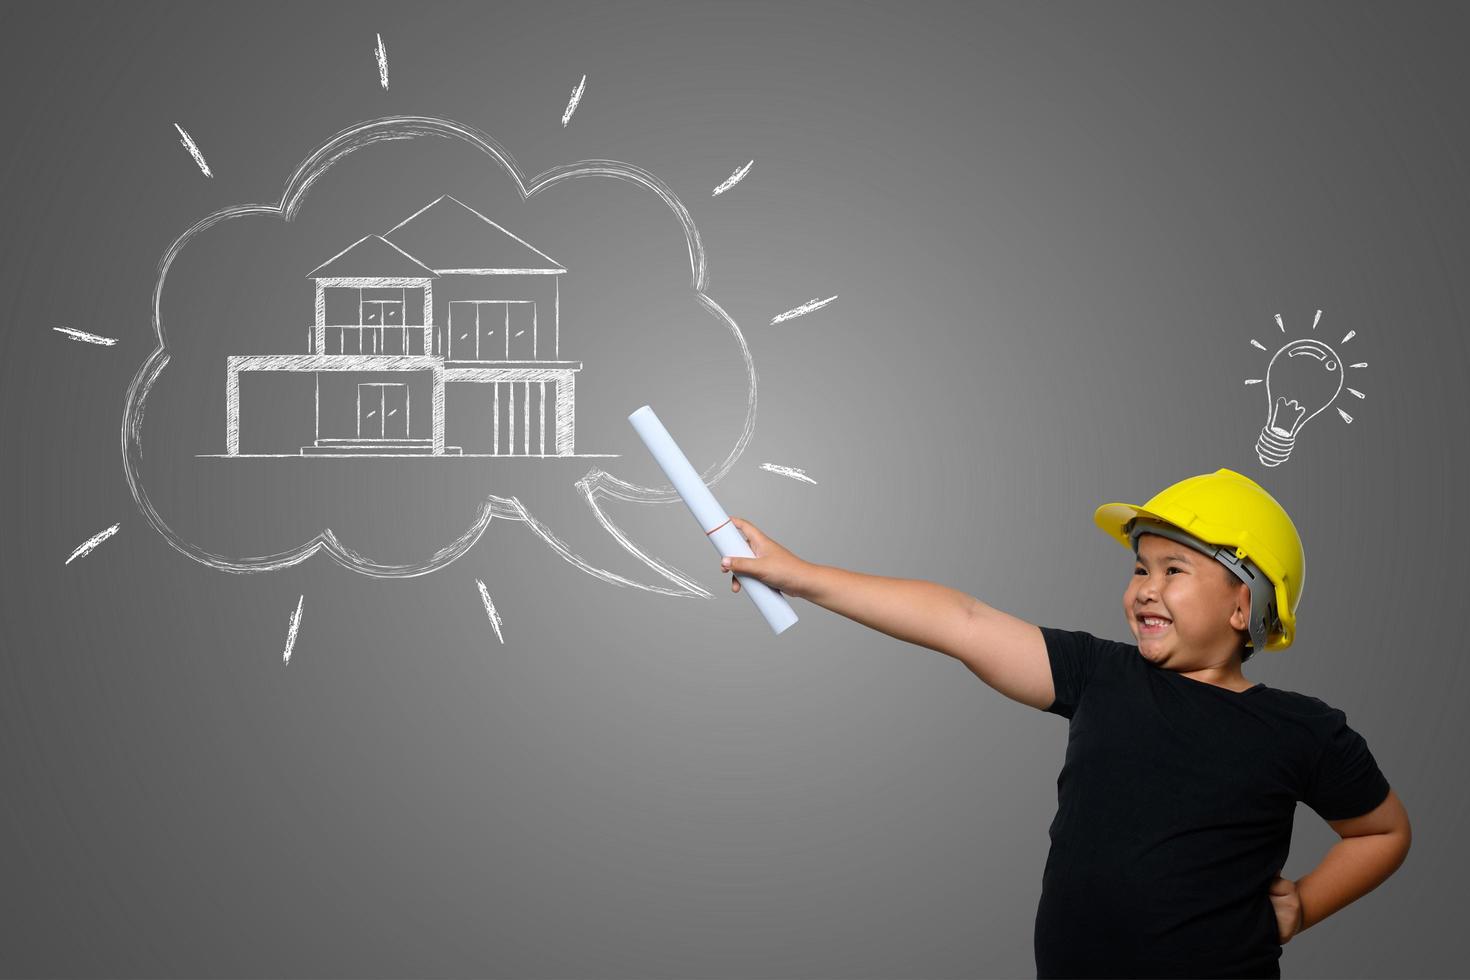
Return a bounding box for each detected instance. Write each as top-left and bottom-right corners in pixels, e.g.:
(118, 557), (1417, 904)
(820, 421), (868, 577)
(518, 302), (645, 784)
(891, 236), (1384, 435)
(1228, 582), (1252, 632)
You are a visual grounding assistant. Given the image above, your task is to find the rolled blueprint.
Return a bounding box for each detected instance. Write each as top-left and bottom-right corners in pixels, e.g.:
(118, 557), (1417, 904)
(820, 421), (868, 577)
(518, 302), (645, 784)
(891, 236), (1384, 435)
(628, 405), (799, 635)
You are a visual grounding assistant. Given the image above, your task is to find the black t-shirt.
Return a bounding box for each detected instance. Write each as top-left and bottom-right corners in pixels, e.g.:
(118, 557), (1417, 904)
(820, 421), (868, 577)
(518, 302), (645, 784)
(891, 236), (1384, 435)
(1034, 626), (1391, 980)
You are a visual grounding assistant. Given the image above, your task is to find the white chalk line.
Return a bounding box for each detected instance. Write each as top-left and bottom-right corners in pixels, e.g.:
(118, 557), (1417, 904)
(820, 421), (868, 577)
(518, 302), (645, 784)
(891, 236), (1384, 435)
(375, 33), (389, 90)
(1273, 313), (1285, 333)
(1249, 338), (1268, 351)
(771, 295), (837, 325)
(1243, 378), (1262, 385)
(54, 326), (118, 346)
(712, 160), (753, 197)
(194, 452), (620, 459)
(759, 463), (817, 485)
(66, 524), (120, 565)
(475, 579), (505, 643)
(1341, 330), (1356, 344)
(283, 594), (304, 664)
(1347, 387), (1365, 399)
(174, 123), (212, 178)
(1337, 407), (1354, 424)
(1312, 309), (1322, 330)
(1350, 362), (1368, 368)
(562, 75), (586, 127)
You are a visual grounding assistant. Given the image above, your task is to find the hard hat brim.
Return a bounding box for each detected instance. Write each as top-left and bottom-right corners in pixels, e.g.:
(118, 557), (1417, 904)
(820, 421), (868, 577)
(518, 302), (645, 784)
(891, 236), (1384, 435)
(1094, 501), (1156, 551)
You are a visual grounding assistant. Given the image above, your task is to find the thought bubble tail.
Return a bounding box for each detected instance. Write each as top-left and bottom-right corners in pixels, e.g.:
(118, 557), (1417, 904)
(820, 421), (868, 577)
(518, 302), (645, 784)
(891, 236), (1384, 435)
(485, 473), (713, 598)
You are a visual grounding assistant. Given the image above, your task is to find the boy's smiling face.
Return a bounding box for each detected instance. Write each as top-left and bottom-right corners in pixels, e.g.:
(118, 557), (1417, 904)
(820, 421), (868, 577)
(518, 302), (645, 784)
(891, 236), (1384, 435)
(1125, 532), (1252, 669)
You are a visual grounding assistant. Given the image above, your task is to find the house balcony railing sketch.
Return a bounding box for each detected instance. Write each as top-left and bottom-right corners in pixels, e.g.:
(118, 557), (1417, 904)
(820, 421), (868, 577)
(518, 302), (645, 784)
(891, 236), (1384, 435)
(225, 195), (582, 456)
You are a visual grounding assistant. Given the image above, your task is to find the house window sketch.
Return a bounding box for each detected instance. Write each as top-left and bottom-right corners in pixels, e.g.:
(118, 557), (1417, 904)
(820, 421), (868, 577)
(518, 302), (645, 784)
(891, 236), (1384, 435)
(224, 195), (582, 456)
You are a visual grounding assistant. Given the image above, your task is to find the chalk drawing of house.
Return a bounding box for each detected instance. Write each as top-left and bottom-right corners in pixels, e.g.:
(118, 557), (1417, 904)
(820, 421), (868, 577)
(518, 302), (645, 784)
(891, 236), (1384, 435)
(225, 196), (581, 456)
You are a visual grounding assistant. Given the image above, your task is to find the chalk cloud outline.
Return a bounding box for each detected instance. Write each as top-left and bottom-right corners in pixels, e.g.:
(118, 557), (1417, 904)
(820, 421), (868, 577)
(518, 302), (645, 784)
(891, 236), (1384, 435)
(122, 115), (757, 597)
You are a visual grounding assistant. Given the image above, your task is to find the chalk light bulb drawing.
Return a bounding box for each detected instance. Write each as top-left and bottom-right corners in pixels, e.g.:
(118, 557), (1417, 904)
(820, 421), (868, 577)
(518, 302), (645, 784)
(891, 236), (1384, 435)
(1246, 311), (1367, 467)
(1256, 338), (1342, 465)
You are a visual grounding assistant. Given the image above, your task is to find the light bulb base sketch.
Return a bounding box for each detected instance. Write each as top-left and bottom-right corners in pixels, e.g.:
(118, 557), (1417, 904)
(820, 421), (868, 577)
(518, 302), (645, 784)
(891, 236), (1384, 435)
(1255, 423), (1298, 468)
(1244, 313), (1365, 468)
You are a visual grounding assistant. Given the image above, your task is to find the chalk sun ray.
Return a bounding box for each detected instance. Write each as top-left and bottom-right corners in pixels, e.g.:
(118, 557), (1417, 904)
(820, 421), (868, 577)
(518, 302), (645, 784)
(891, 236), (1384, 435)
(54, 326), (118, 346)
(713, 160), (753, 197)
(475, 579), (505, 643)
(283, 595), (304, 664)
(375, 33), (389, 90)
(771, 295), (838, 325)
(759, 463), (817, 485)
(562, 75), (586, 127)
(173, 123), (212, 177)
(66, 524), (120, 565)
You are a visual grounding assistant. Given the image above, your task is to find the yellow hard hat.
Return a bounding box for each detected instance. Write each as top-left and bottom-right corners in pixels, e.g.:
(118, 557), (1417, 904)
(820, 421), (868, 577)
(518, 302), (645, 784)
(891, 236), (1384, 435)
(1093, 468), (1305, 653)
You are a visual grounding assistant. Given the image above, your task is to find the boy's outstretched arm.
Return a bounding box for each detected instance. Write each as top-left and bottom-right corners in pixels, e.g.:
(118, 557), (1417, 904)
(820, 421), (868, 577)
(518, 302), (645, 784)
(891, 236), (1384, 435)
(1270, 788), (1412, 943)
(720, 517), (1055, 710)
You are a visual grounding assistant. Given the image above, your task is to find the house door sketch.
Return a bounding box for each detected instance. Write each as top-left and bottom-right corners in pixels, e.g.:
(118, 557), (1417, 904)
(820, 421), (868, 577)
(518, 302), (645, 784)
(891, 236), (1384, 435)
(357, 383), (409, 440)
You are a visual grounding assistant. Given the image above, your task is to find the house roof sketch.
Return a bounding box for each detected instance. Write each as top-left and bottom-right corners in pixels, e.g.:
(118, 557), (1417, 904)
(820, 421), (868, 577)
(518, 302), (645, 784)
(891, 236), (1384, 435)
(307, 234), (439, 279)
(380, 195), (566, 274)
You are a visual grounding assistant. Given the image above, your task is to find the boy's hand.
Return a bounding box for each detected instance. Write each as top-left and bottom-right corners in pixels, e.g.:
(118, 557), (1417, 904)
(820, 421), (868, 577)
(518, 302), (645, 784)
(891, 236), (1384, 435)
(719, 517), (815, 600)
(1268, 873), (1304, 944)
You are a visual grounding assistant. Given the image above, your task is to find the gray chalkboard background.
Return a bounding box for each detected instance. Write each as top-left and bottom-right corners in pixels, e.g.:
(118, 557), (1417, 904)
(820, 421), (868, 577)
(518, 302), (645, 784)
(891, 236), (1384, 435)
(2, 2), (1465, 976)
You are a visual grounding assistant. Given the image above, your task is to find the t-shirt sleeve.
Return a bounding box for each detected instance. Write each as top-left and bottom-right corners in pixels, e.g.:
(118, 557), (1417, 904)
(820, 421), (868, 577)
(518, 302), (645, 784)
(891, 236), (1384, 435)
(1302, 706), (1391, 821)
(1038, 626), (1119, 719)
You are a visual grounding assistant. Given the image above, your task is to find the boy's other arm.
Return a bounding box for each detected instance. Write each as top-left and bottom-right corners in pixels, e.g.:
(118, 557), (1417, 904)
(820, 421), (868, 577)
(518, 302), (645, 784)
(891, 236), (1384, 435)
(1283, 788), (1411, 938)
(801, 564), (1053, 710)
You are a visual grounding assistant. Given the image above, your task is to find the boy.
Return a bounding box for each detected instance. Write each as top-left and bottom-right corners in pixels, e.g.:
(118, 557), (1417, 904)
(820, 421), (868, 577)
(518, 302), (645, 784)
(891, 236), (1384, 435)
(719, 468), (1409, 979)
